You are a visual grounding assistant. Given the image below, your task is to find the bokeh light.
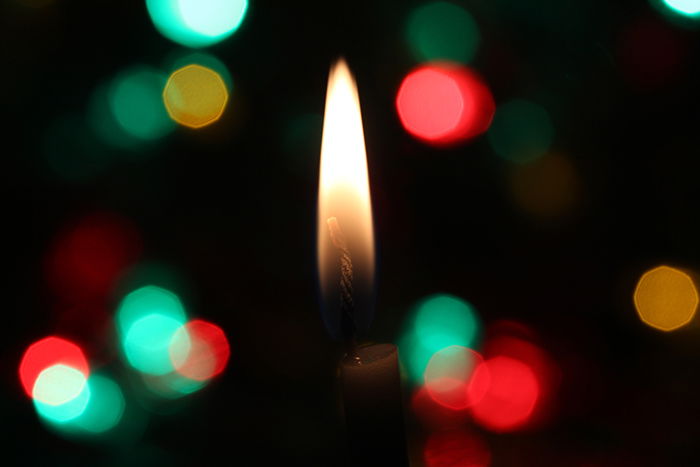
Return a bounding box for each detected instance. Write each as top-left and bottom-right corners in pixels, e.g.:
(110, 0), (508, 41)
(405, 2), (480, 63)
(116, 285), (186, 335)
(660, 0), (700, 17)
(141, 371), (206, 399)
(33, 366), (91, 424)
(424, 429), (491, 467)
(46, 212), (141, 304)
(396, 63), (494, 146)
(469, 356), (540, 432)
(32, 364), (87, 406)
(170, 320), (230, 381)
(73, 374), (126, 433)
(147, 0), (248, 48)
(424, 345), (489, 410)
(123, 313), (189, 375)
(108, 67), (174, 142)
(398, 294), (481, 383)
(166, 52), (233, 91)
(19, 337), (89, 399)
(488, 99), (554, 164)
(634, 265), (698, 331)
(163, 64), (229, 129)
(509, 153), (580, 219)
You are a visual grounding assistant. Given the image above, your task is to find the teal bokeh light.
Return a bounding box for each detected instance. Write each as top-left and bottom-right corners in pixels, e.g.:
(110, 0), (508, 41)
(123, 313), (188, 375)
(108, 67), (174, 142)
(405, 1), (480, 63)
(398, 294), (481, 383)
(34, 373), (91, 424)
(488, 99), (554, 164)
(116, 285), (186, 335)
(147, 0), (248, 48)
(74, 375), (126, 433)
(662, 0), (700, 16)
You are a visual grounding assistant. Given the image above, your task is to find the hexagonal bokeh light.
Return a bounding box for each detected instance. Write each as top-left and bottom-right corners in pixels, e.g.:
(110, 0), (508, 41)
(634, 265), (699, 331)
(163, 64), (229, 129)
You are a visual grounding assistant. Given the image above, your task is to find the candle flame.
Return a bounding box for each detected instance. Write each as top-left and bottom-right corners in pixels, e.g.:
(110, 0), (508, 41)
(317, 58), (375, 340)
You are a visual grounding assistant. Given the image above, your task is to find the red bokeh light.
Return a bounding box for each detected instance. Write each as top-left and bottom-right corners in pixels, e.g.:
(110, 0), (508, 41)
(396, 63), (494, 146)
(424, 346), (489, 411)
(172, 320), (230, 381)
(18, 336), (89, 398)
(469, 356), (540, 432)
(424, 429), (491, 467)
(45, 212), (142, 303)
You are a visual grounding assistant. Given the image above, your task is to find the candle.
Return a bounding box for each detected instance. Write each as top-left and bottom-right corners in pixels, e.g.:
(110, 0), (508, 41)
(317, 59), (408, 466)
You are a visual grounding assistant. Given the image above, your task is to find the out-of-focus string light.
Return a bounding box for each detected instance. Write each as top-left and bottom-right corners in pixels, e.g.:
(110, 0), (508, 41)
(396, 63), (494, 146)
(163, 64), (229, 129)
(170, 320), (230, 381)
(488, 99), (554, 164)
(423, 345), (489, 410)
(405, 1), (480, 64)
(19, 337), (90, 399)
(147, 0), (248, 48)
(634, 265), (699, 331)
(469, 356), (540, 432)
(116, 285), (186, 335)
(33, 368), (91, 424)
(166, 52), (233, 91)
(424, 429), (491, 467)
(398, 294), (481, 383)
(108, 67), (174, 142)
(45, 212), (141, 304)
(72, 374), (126, 433)
(658, 0), (700, 18)
(122, 313), (189, 375)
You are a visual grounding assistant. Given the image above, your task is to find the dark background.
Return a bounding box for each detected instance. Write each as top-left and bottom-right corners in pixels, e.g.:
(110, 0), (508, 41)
(3, 0), (700, 465)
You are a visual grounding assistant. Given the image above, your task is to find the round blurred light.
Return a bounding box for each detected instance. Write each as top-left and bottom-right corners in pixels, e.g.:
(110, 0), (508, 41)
(488, 99), (554, 164)
(32, 364), (87, 406)
(170, 319), (230, 381)
(19, 337), (89, 399)
(398, 294), (482, 383)
(406, 1), (480, 63)
(662, 0), (700, 16)
(123, 313), (188, 375)
(147, 0), (248, 48)
(396, 63), (494, 146)
(424, 345), (489, 410)
(634, 265), (698, 331)
(163, 64), (229, 128)
(141, 371), (206, 399)
(74, 375), (126, 433)
(46, 212), (141, 303)
(424, 429), (491, 467)
(166, 52), (233, 91)
(109, 67), (174, 142)
(33, 367), (91, 423)
(470, 356), (540, 432)
(116, 285), (186, 335)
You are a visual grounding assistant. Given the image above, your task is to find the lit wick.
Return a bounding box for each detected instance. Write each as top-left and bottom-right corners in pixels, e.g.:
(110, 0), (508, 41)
(327, 216), (361, 364)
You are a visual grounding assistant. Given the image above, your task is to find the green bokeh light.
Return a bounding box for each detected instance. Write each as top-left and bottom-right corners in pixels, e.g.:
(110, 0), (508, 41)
(34, 368), (91, 423)
(116, 285), (186, 335)
(74, 375), (126, 433)
(109, 67), (174, 142)
(488, 99), (554, 164)
(147, 0), (248, 48)
(662, 0), (700, 16)
(405, 1), (480, 63)
(123, 313), (188, 375)
(142, 371), (206, 400)
(398, 294), (481, 383)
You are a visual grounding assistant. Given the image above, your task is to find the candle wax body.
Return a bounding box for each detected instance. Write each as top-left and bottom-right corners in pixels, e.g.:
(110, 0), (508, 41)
(340, 343), (408, 467)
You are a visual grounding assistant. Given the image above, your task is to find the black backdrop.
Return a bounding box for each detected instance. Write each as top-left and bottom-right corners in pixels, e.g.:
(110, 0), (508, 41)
(4, 0), (700, 465)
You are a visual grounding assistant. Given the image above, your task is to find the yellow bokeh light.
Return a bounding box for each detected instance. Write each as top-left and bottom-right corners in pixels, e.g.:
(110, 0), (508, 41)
(163, 64), (228, 129)
(634, 265), (699, 331)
